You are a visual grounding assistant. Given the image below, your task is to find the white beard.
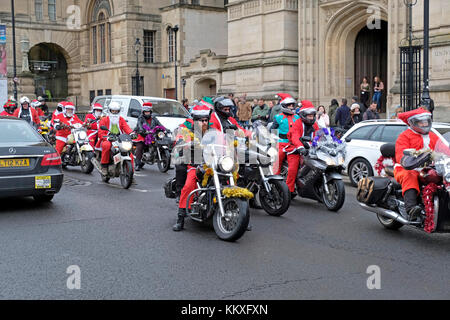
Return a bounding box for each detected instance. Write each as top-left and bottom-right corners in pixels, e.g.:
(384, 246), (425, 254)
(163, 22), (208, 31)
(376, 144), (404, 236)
(110, 115), (120, 125)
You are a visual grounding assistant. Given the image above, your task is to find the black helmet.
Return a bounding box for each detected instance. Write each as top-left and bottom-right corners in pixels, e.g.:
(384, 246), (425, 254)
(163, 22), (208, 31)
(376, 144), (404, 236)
(213, 96), (234, 119)
(299, 101), (317, 126)
(142, 102), (152, 119)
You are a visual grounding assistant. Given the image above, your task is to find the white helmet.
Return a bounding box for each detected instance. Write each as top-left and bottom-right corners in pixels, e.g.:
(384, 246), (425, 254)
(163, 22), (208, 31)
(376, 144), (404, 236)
(280, 97), (297, 115)
(108, 101), (121, 114)
(30, 99), (41, 108)
(20, 96), (30, 105)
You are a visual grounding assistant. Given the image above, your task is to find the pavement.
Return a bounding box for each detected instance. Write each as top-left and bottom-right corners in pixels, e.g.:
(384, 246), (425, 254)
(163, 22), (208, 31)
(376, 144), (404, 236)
(0, 164), (449, 300)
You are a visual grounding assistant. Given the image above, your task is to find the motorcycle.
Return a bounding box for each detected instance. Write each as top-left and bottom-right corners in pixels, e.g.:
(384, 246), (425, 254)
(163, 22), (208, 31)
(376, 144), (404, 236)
(56, 121), (94, 174)
(93, 125), (134, 189)
(356, 133), (450, 233)
(237, 121), (291, 216)
(164, 130), (251, 242)
(135, 125), (172, 173)
(294, 128), (347, 211)
(39, 115), (55, 145)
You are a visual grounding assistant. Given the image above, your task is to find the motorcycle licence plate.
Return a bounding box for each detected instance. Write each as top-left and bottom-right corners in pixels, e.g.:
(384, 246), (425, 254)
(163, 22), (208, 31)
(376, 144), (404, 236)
(113, 154), (121, 165)
(35, 176), (51, 189)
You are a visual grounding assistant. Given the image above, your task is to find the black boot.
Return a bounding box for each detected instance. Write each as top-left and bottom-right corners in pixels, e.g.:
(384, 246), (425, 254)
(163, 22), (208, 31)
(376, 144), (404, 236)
(173, 208), (186, 231)
(135, 159), (141, 171)
(404, 189), (422, 221)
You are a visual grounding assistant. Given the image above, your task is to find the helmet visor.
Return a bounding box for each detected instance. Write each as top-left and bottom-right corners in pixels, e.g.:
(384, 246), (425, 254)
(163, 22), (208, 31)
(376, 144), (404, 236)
(408, 114), (432, 134)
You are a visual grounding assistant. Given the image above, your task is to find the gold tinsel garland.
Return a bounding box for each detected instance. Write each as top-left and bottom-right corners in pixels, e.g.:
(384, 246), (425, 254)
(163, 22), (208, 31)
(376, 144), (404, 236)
(222, 187), (254, 199)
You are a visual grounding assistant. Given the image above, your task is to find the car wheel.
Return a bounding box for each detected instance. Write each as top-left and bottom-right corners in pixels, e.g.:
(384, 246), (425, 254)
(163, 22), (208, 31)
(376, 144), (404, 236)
(349, 158), (373, 187)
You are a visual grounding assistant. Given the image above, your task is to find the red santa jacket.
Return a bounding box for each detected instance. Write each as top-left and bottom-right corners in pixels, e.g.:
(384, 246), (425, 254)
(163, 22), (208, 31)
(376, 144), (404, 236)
(0, 111), (14, 117)
(209, 112), (251, 137)
(13, 107), (40, 125)
(84, 113), (101, 139)
(395, 128), (440, 167)
(286, 119), (320, 154)
(98, 116), (132, 142)
(54, 113), (83, 142)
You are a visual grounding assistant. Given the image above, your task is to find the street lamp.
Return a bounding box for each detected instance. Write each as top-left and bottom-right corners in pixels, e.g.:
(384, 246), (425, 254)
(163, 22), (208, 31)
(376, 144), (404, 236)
(11, 0), (18, 104)
(134, 38), (141, 96)
(181, 78), (186, 101)
(421, 0), (433, 116)
(171, 25), (179, 101)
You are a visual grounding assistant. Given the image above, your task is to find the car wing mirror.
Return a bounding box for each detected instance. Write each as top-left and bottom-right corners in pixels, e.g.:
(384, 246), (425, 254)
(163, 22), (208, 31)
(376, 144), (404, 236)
(345, 137), (352, 143)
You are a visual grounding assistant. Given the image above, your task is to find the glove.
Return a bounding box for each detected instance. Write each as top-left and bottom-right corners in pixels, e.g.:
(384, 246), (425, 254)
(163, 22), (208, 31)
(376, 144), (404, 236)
(298, 147), (308, 156)
(108, 136), (115, 142)
(131, 133), (138, 140)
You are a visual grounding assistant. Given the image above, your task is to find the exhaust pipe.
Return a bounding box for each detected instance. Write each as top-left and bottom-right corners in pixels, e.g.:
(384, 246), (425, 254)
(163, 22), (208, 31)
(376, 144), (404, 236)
(358, 202), (411, 225)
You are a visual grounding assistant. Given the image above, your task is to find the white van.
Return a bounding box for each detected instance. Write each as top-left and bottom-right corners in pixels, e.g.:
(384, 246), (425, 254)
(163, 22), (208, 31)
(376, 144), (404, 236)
(92, 95), (190, 133)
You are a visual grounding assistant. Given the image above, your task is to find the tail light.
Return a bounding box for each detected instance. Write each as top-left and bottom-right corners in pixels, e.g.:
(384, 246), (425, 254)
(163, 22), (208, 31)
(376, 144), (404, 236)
(41, 152), (62, 166)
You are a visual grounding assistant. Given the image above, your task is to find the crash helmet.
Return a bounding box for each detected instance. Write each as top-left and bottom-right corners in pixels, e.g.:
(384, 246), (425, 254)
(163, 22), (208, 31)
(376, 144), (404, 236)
(213, 96), (234, 119)
(57, 101), (67, 112)
(20, 96), (30, 106)
(108, 101), (121, 114)
(64, 102), (76, 117)
(30, 99), (41, 109)
(191, 105), (212, 121)
(299, 100), (317, 126)
(280, 97), (297, 115)
(142, 102), (153, 119)
(399, 109), (432, 135)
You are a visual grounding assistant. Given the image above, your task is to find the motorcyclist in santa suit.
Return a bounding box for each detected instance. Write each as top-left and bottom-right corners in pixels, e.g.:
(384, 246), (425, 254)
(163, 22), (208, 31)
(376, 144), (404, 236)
(84, 103), (103, 149)
(272, 97), (300, 175)
(285, 100), (320, 197)
(394, 108), (442, 221)
(0, 101), (15, 116)
(209, 96), (251, 136)
(13, 96), (40, 128)
(54, 102), (83, 156)
(133, 102), (165, 171)
(173, 105), (213, 231)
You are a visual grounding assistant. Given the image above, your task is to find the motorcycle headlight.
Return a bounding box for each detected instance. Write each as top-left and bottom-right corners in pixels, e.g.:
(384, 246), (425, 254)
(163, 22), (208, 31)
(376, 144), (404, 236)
(267, 147), (278, 161)
(445, 173), (450, 183)
(325, 157), (337, 166)
(219, 156), (234, 173)
(157, 131), (165, 139)
(78, 131), (87, 141)
(120, 141), (132, 152)
(338, 155), (345, 165)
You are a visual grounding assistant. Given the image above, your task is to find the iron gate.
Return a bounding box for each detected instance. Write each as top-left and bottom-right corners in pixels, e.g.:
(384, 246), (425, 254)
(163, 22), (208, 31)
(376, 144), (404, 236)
(400, 45), (422, 112)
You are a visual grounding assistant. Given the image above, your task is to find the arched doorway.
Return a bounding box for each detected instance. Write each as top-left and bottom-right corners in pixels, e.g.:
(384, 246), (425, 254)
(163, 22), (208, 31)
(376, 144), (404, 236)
(354, 21), (388, 112)
(28, 43), (68, 101)
(195, 78), (216, 99)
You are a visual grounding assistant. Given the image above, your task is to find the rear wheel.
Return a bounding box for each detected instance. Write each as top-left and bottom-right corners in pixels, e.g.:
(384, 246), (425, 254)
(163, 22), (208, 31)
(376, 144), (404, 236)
(349, 158), (373, 187)
(322, 179), (345, 212)
(259, 180), (290, 216)
(120, 160), (134, 189)
(80, 152), (94, 174)
(377, 214), (404, 230)
(157, 149), (171, 173)
(213, 198), (249, 242)
(33, 194), (54, 202)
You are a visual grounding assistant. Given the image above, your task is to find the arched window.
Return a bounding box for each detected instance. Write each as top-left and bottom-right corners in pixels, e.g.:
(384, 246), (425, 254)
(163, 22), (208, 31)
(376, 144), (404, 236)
(90, 1), (112, 65)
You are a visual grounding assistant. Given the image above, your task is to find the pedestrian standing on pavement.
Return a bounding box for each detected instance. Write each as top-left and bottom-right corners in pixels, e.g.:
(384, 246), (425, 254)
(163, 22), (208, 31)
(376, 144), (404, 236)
(237, 93), (252, 126)
(373, 76), (384, 112)
(328, 99), (339, 127)
(352, 95), (367, 114)
(360, 77), (370, 109)
(363, 103), (380, 121)
(251, 99), (270, 124)
(349, 103), (363, 126)
(316, 105), (329, 129)
(335, 98), (351, 129)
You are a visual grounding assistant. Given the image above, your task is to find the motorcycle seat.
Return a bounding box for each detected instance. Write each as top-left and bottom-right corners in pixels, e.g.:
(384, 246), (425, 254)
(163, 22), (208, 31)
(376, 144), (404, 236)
(380, 143), (395, 158)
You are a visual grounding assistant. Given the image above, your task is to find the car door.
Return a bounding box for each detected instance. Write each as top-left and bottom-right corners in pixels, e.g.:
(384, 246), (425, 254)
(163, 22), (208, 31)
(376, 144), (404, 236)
(344, 125), (377, 168)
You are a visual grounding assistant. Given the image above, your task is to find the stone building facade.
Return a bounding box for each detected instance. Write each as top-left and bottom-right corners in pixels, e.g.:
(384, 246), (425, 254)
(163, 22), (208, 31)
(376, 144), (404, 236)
(0, 0), (227, 108)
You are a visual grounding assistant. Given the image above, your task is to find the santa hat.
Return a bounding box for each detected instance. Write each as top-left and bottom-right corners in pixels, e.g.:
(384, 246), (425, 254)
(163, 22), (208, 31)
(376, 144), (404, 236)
(143, 102), (153, 107)
(200, 97), (214, 109)
(64, 102), (76, 111)
(299, 100), (315, 112)
(398, 108), (431, 125)
(275, 93), (292, 101)
(92, 103), (103, 111)
(191, 104), (211, 119)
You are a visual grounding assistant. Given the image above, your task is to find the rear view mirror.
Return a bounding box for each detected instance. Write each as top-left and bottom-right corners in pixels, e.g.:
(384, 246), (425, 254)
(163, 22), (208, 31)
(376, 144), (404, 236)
(345, 137), (352, 143)
(100, 126), (108, 131)
(131, 111), (140, 118)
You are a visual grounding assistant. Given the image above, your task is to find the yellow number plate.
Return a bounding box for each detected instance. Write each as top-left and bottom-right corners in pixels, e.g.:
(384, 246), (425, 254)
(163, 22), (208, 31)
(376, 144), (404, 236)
(0, 158), (30, 168)
(35, 176), (51, 189)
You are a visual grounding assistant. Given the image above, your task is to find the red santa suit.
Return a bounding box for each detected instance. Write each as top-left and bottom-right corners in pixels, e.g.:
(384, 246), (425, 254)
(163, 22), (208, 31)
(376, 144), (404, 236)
(394, 109), (441, 195)
(98, 116), (133, 165)
(13, 106), (40, 126)
(84, 113), (101, 148)
(0, 110), (13, 117)
(285, 101), (320, 193)
(54, 112), (83, 155)
(209, 112), (252, 137)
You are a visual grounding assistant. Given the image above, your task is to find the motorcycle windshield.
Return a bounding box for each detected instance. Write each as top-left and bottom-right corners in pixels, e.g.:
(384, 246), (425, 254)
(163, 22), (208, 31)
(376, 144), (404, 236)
(434, 132), (450, 156)
(311, 128), (346, 163)
(434, 132), (450, 180)
(202, 130), (234, 168)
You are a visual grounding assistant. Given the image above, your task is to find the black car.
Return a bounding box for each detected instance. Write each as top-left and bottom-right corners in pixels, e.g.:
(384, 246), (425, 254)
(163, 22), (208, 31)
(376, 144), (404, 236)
(0, 117), (63, 201)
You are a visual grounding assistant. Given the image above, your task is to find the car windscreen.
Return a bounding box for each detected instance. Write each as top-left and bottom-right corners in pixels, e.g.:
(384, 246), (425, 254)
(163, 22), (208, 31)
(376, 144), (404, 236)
(143, 100), (188, 118)
(0, 121), (43, 144)
(434, 127), (450, 136)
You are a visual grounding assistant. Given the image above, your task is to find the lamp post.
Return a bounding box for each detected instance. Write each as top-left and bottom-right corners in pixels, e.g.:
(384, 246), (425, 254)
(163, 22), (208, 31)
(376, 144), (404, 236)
(134, 38), (141, 96)
(421, 0), (433, 116)
(172, 25), (179, 101)
(181, 78), (186, 101)
(11, 0), (18, 104)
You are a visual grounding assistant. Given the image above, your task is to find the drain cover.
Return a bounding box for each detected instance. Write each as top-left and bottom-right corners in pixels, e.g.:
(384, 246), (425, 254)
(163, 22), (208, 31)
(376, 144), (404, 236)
(63, 176), (92, 187)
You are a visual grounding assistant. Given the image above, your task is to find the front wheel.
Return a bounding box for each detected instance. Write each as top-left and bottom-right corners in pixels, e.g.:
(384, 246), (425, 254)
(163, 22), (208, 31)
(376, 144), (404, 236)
(80, 152), (94, 174)
(157, 148), (171, 173)
(120, 160), (134, 189)
(259, 180), (290, 216)
(213, 198), (249, 242)
(322, 179), (345, 212)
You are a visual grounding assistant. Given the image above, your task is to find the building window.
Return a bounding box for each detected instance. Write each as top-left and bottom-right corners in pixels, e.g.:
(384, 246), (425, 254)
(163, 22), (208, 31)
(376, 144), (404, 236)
(48, 0), (56, 21)
(35, 0), (43, 21)
(144, 30), (155, 63)
(97, 89), (103, 96)
(91, 10), (111, 65)
(105, 89), (112, 95)
(168, 28), (174, 63)
(90, 90), (96, 103)
(191, 0), (199, 5)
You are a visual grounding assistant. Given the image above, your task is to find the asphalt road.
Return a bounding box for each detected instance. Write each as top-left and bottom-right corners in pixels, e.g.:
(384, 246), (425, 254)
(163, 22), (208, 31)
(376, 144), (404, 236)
(0, 164), (449, 300)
